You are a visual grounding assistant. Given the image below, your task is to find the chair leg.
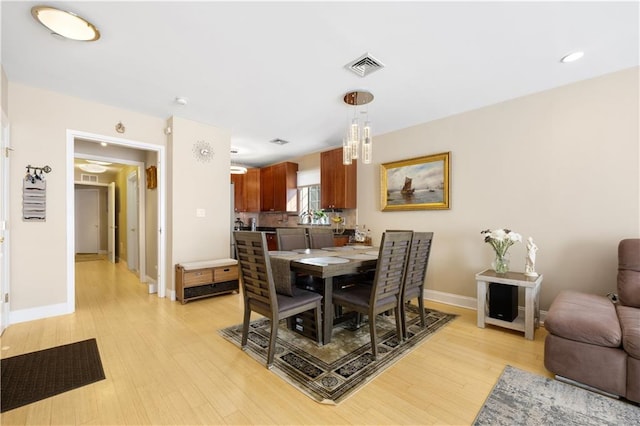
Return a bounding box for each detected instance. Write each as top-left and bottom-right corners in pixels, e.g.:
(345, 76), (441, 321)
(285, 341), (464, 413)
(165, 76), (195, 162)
(314, 303), (322, 345)
(266, 318), (279, 369)
(369, 313), (378, 359)
(394, 306), (403, 342)
(418, 295), (426, 328)
(400, 301), (408, 339)
(241, 307), (251, 349)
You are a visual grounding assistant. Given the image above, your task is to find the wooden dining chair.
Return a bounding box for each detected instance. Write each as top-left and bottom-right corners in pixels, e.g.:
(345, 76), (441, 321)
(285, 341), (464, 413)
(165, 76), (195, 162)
(400, 232), (434, 339)
(332, 231), (412, 359)
(276, 228), (308, 251)
(234, 231), (323, 368)
(308, 227), (335, 249)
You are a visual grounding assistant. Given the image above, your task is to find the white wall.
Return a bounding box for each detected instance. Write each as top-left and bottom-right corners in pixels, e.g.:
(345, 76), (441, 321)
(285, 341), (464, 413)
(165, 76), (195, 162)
(167, 116), (231, 292)
(357, 67), (639, 310)
(8, 83), (168, 318)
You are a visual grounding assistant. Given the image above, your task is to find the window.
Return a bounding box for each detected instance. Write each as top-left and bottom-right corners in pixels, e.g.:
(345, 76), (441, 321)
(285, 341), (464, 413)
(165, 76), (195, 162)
(299, 185), (320, 214)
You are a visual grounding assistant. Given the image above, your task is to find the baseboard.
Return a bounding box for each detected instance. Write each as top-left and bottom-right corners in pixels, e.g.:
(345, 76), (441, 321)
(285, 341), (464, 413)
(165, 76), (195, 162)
(10, 302), (74, 325)
(423, 289), (548, 324)
(168, 289), (176, 301)
(424, 289), (477, 310)
(146, 276), (157, 294)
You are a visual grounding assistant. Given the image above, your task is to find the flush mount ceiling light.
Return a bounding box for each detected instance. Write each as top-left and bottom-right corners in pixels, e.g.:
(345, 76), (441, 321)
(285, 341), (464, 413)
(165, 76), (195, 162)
(31, 5), (100, 41)
(342, 90), (374, 165)
(230, 148), (247, 174)
(560, 51), (584, 63)
(86, 160), (112, 166)
(79, 164), (107, 173)
(230, 165), (248, 175)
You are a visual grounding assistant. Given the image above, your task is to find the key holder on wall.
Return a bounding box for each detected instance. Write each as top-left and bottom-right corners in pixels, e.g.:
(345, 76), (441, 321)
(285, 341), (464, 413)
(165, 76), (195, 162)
(23, 164), (51, 222)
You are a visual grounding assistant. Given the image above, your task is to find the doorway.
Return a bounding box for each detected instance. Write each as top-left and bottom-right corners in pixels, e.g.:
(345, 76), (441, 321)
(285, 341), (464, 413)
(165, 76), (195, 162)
(66, 130), (166, 308)
(75, 189), (100, 253)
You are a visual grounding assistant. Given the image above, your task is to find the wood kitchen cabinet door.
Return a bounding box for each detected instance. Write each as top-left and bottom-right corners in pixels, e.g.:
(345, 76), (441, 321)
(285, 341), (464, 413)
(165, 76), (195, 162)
(244, 168), (261, 212)
(260, 165), (275, 211)
(261, 162), (298, 212)
(231, 168), (260, 212)
(321, 148), (357, 209)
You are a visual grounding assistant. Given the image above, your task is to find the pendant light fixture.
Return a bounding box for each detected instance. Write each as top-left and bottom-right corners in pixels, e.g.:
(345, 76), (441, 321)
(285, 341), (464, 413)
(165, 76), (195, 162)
(343, 90), (374, 165)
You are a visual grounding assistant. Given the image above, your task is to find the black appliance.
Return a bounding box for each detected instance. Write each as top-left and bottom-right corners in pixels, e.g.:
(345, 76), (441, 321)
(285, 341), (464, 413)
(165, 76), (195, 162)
(489, 283), (518, 322)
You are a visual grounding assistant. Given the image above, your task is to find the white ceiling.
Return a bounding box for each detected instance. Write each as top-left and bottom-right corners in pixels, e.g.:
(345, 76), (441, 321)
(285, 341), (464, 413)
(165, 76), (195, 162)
(2, 1), (638, 167)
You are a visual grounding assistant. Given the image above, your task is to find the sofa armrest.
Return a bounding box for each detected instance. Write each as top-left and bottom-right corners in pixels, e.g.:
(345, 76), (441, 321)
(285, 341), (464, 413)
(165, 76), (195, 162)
(545, 290), (621, 347)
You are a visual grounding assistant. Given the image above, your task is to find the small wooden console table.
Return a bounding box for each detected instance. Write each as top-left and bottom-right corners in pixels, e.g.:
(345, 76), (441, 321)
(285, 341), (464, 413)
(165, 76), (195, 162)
(175, 259), (238, 304)
(475, 269), (543, 340)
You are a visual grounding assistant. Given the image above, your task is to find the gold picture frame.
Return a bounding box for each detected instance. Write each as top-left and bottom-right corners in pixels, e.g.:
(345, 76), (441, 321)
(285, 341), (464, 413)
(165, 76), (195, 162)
(380, 152), (450, 211)
(146, 166), (157, 189)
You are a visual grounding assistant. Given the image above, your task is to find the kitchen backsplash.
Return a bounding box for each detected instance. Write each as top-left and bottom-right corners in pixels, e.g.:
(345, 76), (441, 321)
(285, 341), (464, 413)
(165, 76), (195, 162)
(235, 209), (358, 232)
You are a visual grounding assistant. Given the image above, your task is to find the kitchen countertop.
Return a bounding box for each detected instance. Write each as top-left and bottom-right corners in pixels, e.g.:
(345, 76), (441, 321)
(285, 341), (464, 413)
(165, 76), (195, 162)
(234, 226), (353, 236)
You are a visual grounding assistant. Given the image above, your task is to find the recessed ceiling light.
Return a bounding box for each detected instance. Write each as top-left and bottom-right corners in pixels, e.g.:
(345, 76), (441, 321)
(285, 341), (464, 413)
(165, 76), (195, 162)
(100, 142), (108, 147)
(31, 5), (100, 41)
(560, 51), (584, 63)
(79, 164), (107, 173)
(175, 97), (188, 106)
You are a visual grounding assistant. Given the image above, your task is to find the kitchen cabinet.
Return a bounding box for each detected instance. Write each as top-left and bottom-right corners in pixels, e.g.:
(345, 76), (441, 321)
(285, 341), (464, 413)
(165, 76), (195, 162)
(260, 162), (298, 212)
(321, 148), (357, 209)
(266, 233), (278, 251)
(231, 168), (260, 212)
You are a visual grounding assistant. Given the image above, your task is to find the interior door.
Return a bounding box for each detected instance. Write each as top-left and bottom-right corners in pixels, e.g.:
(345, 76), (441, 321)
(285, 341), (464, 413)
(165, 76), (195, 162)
(75, 189), (100, 253)
(126, 172), (139, 272)
(107, 182), (116, 263)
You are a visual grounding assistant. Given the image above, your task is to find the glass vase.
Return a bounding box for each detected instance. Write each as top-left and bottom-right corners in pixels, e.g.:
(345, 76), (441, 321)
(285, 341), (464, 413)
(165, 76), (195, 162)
(492, 253), (510, 274)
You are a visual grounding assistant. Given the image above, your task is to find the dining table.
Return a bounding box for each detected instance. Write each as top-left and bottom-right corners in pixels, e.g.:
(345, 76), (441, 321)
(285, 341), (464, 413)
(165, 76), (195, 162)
(269, 245), (379, 344)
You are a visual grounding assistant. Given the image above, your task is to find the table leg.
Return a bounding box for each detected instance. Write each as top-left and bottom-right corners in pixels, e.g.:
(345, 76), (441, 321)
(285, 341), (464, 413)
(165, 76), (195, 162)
(524, 287), (534, 340)
(323, 277), (334, 344)
(477, 280), (487, 328)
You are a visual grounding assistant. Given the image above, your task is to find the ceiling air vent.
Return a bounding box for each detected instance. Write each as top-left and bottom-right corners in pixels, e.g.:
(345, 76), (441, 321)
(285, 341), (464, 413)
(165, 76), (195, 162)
(81, 174), (98, 183)
(269, 138), (289, 145)
(345, 52), (385, 77)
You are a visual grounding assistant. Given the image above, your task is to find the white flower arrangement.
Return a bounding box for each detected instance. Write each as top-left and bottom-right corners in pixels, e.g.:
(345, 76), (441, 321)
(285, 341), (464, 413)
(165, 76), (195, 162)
(481, 228), (522, 257)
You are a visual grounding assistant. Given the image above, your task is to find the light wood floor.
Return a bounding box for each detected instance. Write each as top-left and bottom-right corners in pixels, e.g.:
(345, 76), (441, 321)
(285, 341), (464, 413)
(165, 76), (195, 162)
(0, 259), (551, 425)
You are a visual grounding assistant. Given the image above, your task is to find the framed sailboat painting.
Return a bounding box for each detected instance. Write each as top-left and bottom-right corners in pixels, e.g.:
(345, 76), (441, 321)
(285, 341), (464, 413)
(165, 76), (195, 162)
(380, 152), (450, 211)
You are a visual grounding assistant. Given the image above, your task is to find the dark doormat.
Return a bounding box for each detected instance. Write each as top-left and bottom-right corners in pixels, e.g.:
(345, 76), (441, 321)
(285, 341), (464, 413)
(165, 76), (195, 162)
(1, 338), (106, 412)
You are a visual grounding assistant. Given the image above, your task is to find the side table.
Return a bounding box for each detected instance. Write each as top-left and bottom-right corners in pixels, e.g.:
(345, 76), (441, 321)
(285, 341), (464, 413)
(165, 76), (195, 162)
(475, 269), (543, 340)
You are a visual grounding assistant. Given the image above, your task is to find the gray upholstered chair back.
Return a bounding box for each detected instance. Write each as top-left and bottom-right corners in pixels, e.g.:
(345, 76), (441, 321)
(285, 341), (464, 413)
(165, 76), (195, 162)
(308, 227), (335, 249)
(276, 228), (308, 251)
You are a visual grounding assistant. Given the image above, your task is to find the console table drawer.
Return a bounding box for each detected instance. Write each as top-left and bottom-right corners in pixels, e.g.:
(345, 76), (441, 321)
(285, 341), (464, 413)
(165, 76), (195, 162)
(183, 269), (214, 286)
(215, 265), (238, 283)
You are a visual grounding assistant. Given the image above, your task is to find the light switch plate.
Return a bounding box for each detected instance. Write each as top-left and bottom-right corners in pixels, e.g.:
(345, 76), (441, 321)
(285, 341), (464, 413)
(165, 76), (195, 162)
(196, 208), (206, 217)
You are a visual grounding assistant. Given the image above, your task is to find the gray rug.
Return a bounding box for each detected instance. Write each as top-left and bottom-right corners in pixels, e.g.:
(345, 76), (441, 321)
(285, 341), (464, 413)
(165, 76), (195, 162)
(474, 365), (640, 425)
(219, 305), (456, 404)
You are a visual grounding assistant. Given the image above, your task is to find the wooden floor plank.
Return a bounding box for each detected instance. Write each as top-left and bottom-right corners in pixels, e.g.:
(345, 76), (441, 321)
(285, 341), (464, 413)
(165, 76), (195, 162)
(0, 258), (552, 424)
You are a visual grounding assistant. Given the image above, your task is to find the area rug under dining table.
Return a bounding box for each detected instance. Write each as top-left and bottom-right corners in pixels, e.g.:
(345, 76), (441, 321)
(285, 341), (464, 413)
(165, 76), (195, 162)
(219, 305), (456, 404)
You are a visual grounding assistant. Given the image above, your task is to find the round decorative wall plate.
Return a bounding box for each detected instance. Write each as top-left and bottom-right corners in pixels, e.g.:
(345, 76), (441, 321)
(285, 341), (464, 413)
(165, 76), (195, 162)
(193, 140), (214, 162)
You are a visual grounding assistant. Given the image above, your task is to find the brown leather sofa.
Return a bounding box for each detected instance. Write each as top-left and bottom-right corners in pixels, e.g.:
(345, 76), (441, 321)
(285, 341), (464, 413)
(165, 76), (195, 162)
(544, 238), (640, 403)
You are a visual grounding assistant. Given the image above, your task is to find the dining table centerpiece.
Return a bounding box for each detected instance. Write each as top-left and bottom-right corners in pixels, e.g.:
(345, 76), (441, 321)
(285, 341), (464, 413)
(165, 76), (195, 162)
(481, 228), (522, 273)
